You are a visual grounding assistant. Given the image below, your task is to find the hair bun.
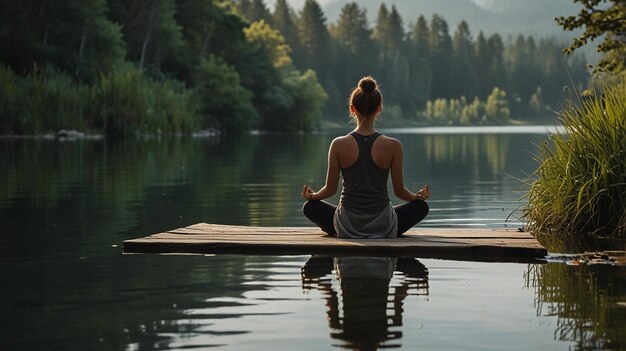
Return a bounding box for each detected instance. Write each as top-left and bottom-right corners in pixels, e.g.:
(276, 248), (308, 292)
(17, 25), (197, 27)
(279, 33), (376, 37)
(358, 76), (377, 93)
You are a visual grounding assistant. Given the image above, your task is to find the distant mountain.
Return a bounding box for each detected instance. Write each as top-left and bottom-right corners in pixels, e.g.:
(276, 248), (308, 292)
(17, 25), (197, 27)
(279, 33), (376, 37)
(268, 0), (580, 40)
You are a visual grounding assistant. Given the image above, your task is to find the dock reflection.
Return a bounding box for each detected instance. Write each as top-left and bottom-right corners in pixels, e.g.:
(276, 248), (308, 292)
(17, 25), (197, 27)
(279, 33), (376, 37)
(301, 256), (429, 350)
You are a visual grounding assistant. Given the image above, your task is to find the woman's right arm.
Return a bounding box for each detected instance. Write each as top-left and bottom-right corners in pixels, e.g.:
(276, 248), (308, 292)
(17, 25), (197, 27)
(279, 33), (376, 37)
(390, 139), (429, 202)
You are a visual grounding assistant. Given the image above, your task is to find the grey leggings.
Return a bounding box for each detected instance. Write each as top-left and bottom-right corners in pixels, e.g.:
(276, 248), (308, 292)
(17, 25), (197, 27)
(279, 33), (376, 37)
(302, 200), (429, 237)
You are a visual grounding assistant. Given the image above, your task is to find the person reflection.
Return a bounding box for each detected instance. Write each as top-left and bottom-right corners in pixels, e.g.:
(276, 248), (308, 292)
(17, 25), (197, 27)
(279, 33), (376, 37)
(301, 256), (429, 350)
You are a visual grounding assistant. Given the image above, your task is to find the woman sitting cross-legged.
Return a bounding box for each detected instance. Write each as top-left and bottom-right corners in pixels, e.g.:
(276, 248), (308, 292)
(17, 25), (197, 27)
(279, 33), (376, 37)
(301, 76), (430, 238)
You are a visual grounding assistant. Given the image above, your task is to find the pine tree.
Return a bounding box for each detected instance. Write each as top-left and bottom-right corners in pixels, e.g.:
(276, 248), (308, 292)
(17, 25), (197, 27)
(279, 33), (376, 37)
(473, 31), (491, 98)
(297, 1), (330, 78)
(387, 6), (405, 54)
(410, 16), (430, 61)
(536, 38), (568, 108)
(408, 15), (432, 108)
(330, 2), (372, 90)
(451, 20), (477, 99)
(271, 0), (300, 67)
(389, 52), (412, 114)
(240, 0), (271, 23)
(429, 14), (452, 98)
(487, 34), (506, 94)
(372, 4), (389, 64)
(372, 4), (403, 67)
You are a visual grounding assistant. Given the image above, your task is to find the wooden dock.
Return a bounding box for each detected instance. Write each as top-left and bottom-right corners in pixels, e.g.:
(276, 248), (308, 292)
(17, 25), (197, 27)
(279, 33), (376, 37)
(123, 223), (548, 263)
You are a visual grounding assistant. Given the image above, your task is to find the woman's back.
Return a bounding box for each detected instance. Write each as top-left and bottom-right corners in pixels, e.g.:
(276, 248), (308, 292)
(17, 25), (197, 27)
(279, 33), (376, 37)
(334, 131), (398, 238)
(334, 132), (396, 170)
(339, 132), (390, 212)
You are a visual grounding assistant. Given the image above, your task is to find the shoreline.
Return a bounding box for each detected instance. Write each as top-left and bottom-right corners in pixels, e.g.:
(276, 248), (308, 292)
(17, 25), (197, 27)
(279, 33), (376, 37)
(0, 124), (564, 140)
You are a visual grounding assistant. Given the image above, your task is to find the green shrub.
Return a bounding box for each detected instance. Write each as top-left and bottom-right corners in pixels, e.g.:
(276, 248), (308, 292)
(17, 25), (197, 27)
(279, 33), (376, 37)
(0, 66), (85, 133)
(88, 69), (200, 136)
(0, 65), (24, 133)
(525, 80), (626, 241)
(423, 88), (509, 125)
(89, 69), (151, 136)
(193, 56), (258, 133)
(0, 66), (201, 136)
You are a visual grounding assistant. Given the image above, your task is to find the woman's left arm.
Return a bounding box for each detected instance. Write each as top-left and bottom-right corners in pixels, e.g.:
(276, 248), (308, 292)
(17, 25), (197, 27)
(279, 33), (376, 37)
(302, 139), (341, 200)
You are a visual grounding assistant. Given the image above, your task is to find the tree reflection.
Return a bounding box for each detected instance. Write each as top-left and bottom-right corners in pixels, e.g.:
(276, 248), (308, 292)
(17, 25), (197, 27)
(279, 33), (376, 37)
(526, 262), (626, 350)
(301, 256), (428, 350)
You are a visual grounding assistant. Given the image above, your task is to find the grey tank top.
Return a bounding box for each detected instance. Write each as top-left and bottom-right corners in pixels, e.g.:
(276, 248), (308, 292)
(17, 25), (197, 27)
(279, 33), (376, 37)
(333, 132), (398, 238)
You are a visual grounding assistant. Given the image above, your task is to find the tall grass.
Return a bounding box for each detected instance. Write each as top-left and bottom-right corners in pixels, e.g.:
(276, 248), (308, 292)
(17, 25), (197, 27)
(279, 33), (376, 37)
(525, 80), (626, 241)
(88, 70), (200, 136)
(0, 66), (86, 133)
(0, 66), (201, 136)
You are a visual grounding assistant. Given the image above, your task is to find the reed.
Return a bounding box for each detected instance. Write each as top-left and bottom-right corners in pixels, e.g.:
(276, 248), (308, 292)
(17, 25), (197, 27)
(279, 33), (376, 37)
(88, 70), (201, 136)
(0, 66), (86, 133)
(0, 66), (201, 136)
(525, 80), (626, 241)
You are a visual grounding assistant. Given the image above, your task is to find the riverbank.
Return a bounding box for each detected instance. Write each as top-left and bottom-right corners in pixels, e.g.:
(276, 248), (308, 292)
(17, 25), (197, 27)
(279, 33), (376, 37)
(0, 128), (224, 141)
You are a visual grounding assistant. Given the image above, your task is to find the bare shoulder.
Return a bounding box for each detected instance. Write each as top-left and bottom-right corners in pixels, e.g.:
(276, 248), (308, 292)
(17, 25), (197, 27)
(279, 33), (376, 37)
(328, 134), (354, 154)
(376, 134), (402, 151)
(330, 134), (354, 147)
(333, 134), (353, 143)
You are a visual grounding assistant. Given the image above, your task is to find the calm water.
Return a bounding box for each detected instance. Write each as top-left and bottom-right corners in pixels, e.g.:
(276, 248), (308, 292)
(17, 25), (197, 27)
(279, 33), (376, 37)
(1, 126), (624, 350)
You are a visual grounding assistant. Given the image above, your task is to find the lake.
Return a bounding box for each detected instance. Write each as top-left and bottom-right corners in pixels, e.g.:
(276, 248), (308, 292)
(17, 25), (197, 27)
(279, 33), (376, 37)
(1, 126), (624, 350)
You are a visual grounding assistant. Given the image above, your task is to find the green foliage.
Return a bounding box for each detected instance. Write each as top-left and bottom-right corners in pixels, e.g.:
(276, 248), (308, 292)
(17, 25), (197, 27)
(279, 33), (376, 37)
(424, 88), (510, 125)
(408, 16), (432, 109)
(174, 0), (247, 68)
(271, 0), (300, 63)
(90, 69), (200, 136)
(0, 0), (596, 133)
(372, 4), (404, 63)
(525, 80), (626, 240)
(282, 69), (328, 130)
(461, 97), (486, 124)
(0, 66), (86, 133)
(109, 0), (184, 72)
(244, 20), (291, 69)
(1, 0), (328, 135)
(238, 0), (271, 23)
(240, 19), (325, 131)
(429, 15), (453, 99)
(451, 21), (478, 99)
(297, 0), (330, 78)
(329, 2), (373, 88)
(194, 56), (257, 132)
(0, 0), (126, 81)
(556, 0), (626, 73)
(0, 65), (200, 136)
(485, 87), (510, 122)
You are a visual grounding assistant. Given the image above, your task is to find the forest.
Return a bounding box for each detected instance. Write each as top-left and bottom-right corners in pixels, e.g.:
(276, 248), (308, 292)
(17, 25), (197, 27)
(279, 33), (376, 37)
(0, 0), (590, 135)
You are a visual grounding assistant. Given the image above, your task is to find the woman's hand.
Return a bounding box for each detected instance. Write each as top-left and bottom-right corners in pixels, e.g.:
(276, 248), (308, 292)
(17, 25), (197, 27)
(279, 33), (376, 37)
(302, 184), (316, 200)
(415, 185), (430, 201)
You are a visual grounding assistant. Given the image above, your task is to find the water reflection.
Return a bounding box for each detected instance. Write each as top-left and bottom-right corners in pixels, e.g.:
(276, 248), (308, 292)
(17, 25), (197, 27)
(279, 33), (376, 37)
(527, 262), (626, 350)
(0, 131), (542, 233)
(301, 256), (428, 350)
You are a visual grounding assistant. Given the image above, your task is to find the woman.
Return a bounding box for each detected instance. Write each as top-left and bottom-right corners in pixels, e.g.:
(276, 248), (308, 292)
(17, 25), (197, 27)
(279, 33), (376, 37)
(301, 76), (430, 238)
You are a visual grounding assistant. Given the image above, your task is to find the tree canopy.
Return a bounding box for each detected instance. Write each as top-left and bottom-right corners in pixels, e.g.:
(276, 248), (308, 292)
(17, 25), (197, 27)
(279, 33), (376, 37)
(0, 0), (594, 134)
(556, 0), (626, 73)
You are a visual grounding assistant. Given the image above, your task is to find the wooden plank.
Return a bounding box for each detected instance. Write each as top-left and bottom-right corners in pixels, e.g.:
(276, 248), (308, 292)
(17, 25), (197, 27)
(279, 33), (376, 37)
(123, 223), (547, 263)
